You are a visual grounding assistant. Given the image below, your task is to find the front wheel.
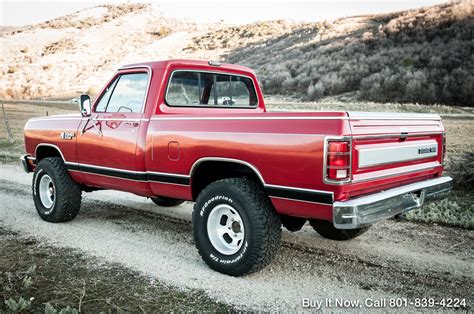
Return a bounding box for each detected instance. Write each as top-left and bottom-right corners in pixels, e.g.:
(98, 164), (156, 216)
(192, 177), (281, 276)
(309, 219), (369, 240)
(32, 157), (82, 222)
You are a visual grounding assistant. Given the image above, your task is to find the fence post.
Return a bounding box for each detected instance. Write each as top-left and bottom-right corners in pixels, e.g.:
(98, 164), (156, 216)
(1, 103), (15, 144)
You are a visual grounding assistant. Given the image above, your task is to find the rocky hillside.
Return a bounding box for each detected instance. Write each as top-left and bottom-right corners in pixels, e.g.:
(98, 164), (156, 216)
(1, 1), (472, 106)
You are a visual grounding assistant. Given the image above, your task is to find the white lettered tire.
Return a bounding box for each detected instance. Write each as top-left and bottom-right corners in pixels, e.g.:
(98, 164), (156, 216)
(32, 157), (82, 222)
(192, 177), (281, 276)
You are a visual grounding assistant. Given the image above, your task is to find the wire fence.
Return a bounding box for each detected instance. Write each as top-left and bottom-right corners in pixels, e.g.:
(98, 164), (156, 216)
(0, 99), (77, 145)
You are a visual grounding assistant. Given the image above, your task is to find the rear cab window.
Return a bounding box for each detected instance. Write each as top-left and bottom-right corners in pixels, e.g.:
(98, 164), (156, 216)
(166, 71), (258, 108)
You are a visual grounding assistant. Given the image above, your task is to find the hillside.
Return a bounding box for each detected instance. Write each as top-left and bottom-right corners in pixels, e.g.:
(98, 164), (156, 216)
(201, 1), (473, 106)
(0, 4), (220, 99)
(0, 1), (472, 106)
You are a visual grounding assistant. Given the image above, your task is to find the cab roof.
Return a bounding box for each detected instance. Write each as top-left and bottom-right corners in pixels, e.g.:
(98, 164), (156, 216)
(119, 59), (255, 74)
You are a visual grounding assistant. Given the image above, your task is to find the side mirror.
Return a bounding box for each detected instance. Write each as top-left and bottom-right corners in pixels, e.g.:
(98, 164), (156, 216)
(80, 95), (91, 117)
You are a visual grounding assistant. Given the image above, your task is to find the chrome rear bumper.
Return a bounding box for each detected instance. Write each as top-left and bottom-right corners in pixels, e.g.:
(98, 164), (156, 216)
(333, 176), (453, 229)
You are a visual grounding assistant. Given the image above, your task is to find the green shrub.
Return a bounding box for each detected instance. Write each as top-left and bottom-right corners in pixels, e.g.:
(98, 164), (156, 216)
(446, 152), (474, 191)
(4, 297), (31, 312)
(406, 194), (474, 229)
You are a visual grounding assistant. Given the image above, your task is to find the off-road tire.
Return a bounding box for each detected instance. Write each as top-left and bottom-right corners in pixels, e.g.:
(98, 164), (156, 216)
(151, 196), (184, 207)
(32, 157), (82, 222)
(309, 219), (369, 240)
(192, 177), (281, 276)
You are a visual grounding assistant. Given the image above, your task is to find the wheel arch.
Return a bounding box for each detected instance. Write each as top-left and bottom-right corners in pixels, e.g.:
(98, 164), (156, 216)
(190, 157), (265, 200)
(35, 143), (66, 162)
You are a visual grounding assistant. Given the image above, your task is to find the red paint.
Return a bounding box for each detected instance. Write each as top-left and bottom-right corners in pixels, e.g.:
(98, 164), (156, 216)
(23, 60), (447, 220)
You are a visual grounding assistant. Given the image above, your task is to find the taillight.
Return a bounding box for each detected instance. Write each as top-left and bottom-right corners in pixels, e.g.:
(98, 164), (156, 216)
(325, 140), (351, 183)
(442, 133), (447, 165)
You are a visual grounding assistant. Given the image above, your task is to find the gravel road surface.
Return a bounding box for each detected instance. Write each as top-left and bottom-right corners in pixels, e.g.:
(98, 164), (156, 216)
(0, 164), (472, 311)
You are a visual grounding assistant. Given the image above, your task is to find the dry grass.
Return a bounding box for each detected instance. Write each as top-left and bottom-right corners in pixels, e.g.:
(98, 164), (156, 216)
(186, 20), (300, 51)
(7, 4), (149, 33)
(0, 103), (73, 162)
(42, 37), (75, 56)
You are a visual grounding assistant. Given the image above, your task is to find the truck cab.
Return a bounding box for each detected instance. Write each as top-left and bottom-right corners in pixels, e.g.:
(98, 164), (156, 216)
(22, 59), (452, 276)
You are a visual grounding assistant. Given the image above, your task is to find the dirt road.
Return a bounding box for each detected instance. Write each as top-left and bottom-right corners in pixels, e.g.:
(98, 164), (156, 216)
(0, 164), (472, 311)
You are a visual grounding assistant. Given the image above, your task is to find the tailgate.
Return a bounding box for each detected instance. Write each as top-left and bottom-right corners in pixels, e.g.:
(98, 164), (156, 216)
(348, 112), (445, 185)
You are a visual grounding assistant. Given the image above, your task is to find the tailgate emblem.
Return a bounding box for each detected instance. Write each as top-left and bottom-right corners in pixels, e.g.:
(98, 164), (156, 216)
(418, 146), (437, 154)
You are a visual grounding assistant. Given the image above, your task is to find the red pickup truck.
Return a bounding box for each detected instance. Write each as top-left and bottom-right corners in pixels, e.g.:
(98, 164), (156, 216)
(22, 60), (452, 276)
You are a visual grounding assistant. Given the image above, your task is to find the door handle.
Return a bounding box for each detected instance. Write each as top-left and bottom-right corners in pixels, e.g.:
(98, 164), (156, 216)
(124, 122), (139, 127)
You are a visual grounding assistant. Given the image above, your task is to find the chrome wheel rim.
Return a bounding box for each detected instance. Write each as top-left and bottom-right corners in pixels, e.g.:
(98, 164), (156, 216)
(39, 174), (55, 209)
(207, 204), (245, 255)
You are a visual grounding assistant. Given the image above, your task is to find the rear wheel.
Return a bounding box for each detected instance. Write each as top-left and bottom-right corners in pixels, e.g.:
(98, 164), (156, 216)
(192, 177), (281, 276)
(151, 196), (184, 207)
(309, 219), (369, 241)
(32, 157), (82, 222)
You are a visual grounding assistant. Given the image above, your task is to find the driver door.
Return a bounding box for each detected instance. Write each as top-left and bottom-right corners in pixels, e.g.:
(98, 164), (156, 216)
(77, 71), (148, 192)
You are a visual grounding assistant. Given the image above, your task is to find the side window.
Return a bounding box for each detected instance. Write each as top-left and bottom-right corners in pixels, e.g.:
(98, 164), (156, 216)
(106, 73), (148, 113)
(166, 71), (258, 107)
(95, 73), (148, 113)
(95, 77), (118, 112)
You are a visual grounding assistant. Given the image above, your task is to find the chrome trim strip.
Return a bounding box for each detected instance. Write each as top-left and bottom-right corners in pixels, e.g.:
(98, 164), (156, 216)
(358, 140), (438, 168)
(352, 163), (441, 183)
(150, 116), (348, 121)
(64, 161), (80, 166)
(189, 157), (265, 184)
(118, 65), (152, 70)
(147, 129), (328, 136)
(94, 118), (144, 122)
(35, 151), (333, 201)
(189, 157), (333, 201)
(264, 184), (333, 197)
(78, 163), (146, 174)
(269, 195), (333, 206)
(82, 172), (149, 182)
(348, 112), (441, 120)
(164, 69), (260, 109)
(35, 152), (334, 202)
(35, 143), (67, 161)
(146, 170), (190, 178)
(65, 162), (190, 185)
(352, 132), (444, 140)
(29, 118), (83, 122)
(147, 181), (190, 187)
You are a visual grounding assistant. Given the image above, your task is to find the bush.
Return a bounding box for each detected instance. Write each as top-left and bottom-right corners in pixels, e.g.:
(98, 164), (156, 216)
(307, 82), (325, 100)
(406, 194), (474, 229)
(225, 2), (473, 106)
(447, 152), (474, 191)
